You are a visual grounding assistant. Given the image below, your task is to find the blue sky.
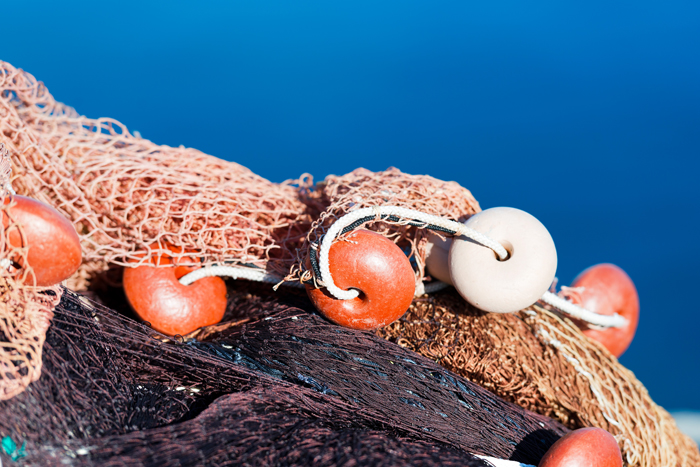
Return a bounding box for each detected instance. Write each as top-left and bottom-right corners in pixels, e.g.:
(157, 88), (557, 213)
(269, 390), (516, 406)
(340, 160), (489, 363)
(4, 1), (699, 411)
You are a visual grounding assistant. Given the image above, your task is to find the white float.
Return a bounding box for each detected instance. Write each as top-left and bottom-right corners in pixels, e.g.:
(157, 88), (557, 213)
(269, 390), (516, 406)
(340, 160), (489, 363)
(449, 207), (557, 314)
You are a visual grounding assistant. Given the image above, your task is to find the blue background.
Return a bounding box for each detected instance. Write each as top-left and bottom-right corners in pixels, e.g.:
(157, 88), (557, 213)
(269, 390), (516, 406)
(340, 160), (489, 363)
(4, 1), (699, 411)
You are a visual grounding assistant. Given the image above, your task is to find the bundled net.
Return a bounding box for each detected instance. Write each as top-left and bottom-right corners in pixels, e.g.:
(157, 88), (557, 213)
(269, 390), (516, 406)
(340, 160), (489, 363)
(0, 142), (63, 400)
(0, 286), (568, 466)
(286, 167), (481, 291)
(377, 290), (700, 466)
(1, 60), (697, 466)
(0, 61), (314, 292)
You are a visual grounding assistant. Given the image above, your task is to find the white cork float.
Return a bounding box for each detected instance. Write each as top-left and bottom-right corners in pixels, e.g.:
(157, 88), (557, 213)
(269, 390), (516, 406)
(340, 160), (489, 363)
(448, 207), (557, 314)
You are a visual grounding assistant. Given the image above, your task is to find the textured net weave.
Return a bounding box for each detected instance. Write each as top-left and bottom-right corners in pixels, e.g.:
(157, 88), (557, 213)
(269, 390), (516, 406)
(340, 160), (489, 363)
(0, 274), (61, 401)
(0, 145), (63, 399)
(0, 287), (568, 466)
(57, 389), (493, 467)
(287, 167), (481, 290)
(0, 61), (313, 291)
(377, 290), (700, 467)
(1, 60), (696, 466)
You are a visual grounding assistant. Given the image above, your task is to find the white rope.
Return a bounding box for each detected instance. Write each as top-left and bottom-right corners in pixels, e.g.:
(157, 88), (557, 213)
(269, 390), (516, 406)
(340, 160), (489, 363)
(179, 264), (447, 296)
(474, 455), (534, 467)
(178, 265), (304, 288)
(540, 291), (628, 328)
(177, 206), (626, 329)
(317, 206), (508, 301)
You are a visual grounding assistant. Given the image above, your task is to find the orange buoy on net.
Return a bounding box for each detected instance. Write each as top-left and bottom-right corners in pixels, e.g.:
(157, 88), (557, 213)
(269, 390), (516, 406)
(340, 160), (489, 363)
(538, 427), (623, 467)
(2, 195), (82, 287)
(306, 230), (415, 330)
(565, 263), (639, 358)
(123, 247), (227, 336)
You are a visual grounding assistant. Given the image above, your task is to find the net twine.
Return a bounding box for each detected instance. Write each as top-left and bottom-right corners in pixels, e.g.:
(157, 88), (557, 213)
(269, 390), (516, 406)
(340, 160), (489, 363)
(0, 142), (64, 401)
(284, 166), (482, 295)
(377, 290), (700, 467)
(0, 61), (697, 465)
(0, 61), (314, 292)
(1, 288), (567, 466)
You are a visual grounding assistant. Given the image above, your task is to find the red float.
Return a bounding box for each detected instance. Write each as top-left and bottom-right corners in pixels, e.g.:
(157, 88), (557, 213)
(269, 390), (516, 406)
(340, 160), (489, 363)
(567, 263), (639, 358)
(306, 230), (415, 330)
(539, 427), (623, 467)
(2, 195), (82, 286)
(123, 248), (227, 336)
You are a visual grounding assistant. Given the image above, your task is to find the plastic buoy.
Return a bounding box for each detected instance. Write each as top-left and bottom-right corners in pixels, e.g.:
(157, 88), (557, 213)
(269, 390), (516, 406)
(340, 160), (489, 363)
(306, 230), (415, 330)
(449, 207), (557, 313)
(567, 264), (639, 358)
(425, 232), (453, 285)
(2, 195), (81, 286)
(123, 248), (227, 336)
(538, 427), (623, 467)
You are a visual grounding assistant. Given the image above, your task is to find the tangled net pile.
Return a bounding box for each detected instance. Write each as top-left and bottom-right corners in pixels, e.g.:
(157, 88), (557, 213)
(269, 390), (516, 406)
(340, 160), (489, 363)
(0, 286), (568, 466)
(0, 61), (698, 466)
(0, 143), (64, 400)
(0, 61), (313, 291)
(377, 291), (700, 466)
(287, 167), (481, 291)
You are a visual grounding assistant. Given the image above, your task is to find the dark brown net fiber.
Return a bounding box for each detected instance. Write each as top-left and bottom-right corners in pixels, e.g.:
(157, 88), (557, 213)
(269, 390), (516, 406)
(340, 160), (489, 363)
(48, 390), (494, 467)
(377, 289), (700, 467)
(2, 59), (696, 466)
(0, 286), (568, 466)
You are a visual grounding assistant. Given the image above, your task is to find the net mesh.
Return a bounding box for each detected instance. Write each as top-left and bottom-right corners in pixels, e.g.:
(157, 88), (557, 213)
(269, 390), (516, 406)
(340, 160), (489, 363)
(377, 290), (700, 467)
(0, 141), (63, 399)
(286, 167), (481, 291)
(0, 60), (697, 466)
(0, 61), (314, 292)
(0, 286), (567, 466)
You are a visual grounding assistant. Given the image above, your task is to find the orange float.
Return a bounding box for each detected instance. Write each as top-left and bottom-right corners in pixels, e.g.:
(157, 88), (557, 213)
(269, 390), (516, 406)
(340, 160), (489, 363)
(306, 230), (415, 330)
(123, 247), (227, 336)
(538, 427), (623, 467)
(567, 263), (639, 358)
(2, 195), (82, 286)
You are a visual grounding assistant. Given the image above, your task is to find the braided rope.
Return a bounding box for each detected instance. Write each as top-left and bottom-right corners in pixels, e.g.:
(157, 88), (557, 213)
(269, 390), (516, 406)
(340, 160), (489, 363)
(178, 206), (627, 329)
(540, 290), (627, 328)
(178, 265), (304, 288)
(317, 206), (507, 300)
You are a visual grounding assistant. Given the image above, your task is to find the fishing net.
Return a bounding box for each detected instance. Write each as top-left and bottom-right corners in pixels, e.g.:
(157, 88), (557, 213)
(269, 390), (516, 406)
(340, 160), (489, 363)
(286, 167), (481, 292)
(0, 61), (314, 292)
(0, 142), (63, 400)
(0, 272), (61, 401)
(377, 290), (700, 466)
(0, 286), (568, 466)
(1, 60), (697, 466)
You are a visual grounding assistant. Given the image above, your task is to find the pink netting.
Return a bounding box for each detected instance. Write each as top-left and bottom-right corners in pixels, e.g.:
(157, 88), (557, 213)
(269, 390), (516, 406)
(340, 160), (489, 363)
(0, 61), (314, 291)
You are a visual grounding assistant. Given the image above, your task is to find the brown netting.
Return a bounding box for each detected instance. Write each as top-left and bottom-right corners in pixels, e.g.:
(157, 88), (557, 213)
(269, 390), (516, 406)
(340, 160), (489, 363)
(1, 60), (697, 466)
(376, 290), (700, 467)
(0, 142), (63, 400)
(0, 275), (61, 401)
(0, 61), (314, 292)
(0, 286), (568, 466)
(286, 167), (481, 290)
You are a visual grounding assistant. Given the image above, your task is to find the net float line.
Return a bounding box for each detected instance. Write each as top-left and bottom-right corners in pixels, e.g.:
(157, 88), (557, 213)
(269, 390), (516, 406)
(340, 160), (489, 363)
(181, 205), (626, 329)
(308, 205), (625, 328)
